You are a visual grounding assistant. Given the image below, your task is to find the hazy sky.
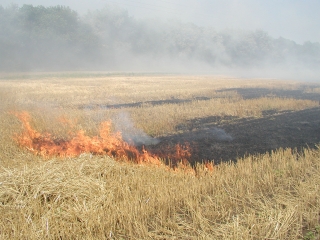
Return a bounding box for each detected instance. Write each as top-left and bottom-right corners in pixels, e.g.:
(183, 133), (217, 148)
(1, 0), (320, 44)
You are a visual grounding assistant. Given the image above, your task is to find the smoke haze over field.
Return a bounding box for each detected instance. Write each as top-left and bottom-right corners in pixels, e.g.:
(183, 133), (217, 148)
(0, 1), (320, 81)
(2, 0), (320, 44)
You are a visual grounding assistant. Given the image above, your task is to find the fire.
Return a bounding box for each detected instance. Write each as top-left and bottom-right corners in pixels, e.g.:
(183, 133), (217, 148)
(12, 111), (213, 173)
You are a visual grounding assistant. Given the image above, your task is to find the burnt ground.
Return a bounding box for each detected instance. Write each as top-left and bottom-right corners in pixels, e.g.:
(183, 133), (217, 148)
(79, 85), (320, 110)
(146, 87), (320, 164)
(216, 85), (320, 101)
(151, 107), (320, 164)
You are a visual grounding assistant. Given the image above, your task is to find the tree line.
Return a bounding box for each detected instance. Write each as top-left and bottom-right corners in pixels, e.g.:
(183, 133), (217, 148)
(1, 4), (319, 76)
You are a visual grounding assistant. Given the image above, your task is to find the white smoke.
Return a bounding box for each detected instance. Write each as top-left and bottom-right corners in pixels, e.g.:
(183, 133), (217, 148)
(112, 112), (160, 146)
(209, 127), (233, 141)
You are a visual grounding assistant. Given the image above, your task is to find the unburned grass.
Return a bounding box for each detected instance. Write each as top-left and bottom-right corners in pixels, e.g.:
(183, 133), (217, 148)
(0, 148), (319, 239)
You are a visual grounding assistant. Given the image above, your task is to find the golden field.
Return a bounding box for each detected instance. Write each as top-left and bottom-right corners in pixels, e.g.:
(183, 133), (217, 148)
(0, 73), (320, 239)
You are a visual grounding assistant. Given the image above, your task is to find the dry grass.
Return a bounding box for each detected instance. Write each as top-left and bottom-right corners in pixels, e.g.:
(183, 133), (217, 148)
(0, 74), (306, 107)
(1, 74), (317, 137)
(0, 148), (319, 239)
(0, 73), (320, 239)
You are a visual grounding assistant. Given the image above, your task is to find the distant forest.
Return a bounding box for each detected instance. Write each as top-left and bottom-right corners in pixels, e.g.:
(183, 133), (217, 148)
(1, 4), (320, 76)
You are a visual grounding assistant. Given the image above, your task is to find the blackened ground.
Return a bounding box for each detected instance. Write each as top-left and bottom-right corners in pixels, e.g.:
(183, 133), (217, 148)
(216, 86), (320, 101)
(79, 86), (320, 110)
(80, 97), (210, 110)
(80, 85), (320, 165)
(147, 107), (320, 164)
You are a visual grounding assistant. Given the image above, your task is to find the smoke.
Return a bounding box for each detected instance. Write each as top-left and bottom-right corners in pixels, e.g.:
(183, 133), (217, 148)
(0, 4), (319, 81)
(112, 112), (160, 146)
(210, 128), (233, 142)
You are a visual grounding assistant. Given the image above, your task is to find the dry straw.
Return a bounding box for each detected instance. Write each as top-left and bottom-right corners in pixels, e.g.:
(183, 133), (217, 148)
(0, 148), (319, 239)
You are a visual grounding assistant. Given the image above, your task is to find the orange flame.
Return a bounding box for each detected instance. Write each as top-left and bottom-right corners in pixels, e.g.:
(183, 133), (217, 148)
(12, 111), (213, 173)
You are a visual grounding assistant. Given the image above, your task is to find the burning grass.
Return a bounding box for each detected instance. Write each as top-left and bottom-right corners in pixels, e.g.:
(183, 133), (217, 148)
(1, 74), (320, 239)
(12, 111), (202, 172)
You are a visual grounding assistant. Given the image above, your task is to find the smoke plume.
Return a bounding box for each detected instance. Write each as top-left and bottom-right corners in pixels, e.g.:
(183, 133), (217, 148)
(112, 112), (160, 146)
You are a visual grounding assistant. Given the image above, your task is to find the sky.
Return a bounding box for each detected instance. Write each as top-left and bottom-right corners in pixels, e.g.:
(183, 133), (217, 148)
(1, 0), (320, 44)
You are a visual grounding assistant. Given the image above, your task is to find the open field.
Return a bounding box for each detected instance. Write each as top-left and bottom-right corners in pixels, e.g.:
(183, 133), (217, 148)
(0, 73), (320, 239)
